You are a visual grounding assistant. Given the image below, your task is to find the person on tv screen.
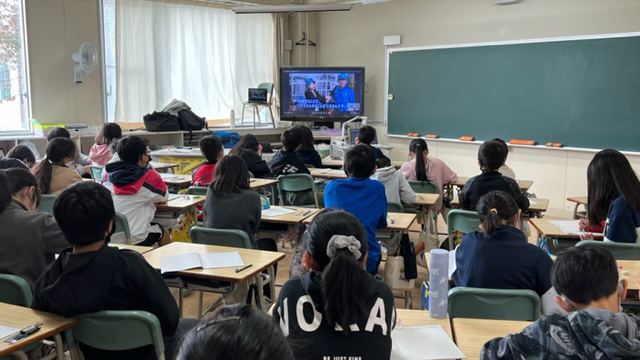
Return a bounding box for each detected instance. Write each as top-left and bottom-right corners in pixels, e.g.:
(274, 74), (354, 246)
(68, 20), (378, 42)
(329, 73), (354, 111)
(304, 78), (327, 104)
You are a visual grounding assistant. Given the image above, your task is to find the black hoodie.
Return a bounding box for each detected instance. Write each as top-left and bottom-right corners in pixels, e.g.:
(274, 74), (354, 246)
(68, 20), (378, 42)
(32, 244), (179, 360)
(268, 149), (310, 176)
(273, 271), (396, 360)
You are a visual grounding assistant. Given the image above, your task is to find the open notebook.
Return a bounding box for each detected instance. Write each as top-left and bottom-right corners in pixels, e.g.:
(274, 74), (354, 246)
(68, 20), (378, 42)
(161, 252), (244, 274)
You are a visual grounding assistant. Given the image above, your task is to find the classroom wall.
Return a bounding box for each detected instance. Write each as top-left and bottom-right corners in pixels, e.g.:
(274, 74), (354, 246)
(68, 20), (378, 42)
(314, 0), (640, 215)
(25, 0), (104, 126)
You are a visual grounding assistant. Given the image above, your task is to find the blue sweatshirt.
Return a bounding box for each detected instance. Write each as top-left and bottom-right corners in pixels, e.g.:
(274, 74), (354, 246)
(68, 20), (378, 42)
(452, 225), (553, 296)
(324, 178), (388, 273)
(604, 196), (640, 244)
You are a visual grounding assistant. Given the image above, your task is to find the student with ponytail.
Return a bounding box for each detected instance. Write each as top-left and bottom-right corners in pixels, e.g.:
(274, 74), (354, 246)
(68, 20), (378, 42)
(273, 208), (396, 360)
(452, 191), (556, 312)
(399, 138), (458, 211)
(0, 168), (68, 286)
(32, 137), (82, 194)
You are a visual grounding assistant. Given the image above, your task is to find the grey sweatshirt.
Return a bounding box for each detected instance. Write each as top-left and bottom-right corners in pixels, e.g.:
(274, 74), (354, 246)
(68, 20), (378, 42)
(204, 188), (261, 243)
(371, 166), (416, 206)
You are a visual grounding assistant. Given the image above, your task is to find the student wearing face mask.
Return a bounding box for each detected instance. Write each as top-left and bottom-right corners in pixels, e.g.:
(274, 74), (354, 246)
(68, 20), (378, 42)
(32, 138), (83, 194)
(481, 244), (640, 359)
(104, 136), (171, 246)
(0, 168), (68, 287)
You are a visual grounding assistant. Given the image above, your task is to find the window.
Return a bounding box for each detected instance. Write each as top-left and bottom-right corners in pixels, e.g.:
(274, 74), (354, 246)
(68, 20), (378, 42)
(101, 0), (116, 123)
(0, 0), (30, 132)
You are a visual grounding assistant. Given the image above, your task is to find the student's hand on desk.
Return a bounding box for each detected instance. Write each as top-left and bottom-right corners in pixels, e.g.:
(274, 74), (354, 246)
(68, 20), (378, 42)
(579, 232), (595, 240)
(578, 218), (590, 231)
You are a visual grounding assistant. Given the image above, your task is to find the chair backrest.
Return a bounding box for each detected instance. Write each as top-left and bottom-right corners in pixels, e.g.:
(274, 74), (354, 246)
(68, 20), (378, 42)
(74, 310), (165, 359)
(277, 174), (318, 207)
(113, 212), (132, 245)
(0, 274), (33, 307)
(408, 180), (439, 194)
(37, 194), (57, 214)
(448, 287), (541, 321)
(89, 165), (104, 181)
(387, 201), (404, 213)
(258, 82), (275, 102)
(447, 209), (481, 237)
(190, 226), (256, 249)
(576, 240), (640, 260)
(186, 186), (208, 195)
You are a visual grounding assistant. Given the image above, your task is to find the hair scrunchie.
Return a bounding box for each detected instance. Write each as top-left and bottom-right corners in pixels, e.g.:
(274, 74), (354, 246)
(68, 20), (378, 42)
(326, 235), (362, 260)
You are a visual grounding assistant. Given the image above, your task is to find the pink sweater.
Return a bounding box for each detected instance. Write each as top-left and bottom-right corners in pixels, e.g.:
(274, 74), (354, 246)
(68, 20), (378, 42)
(89, 144), (112, 166)
(399, 157), (458, 210)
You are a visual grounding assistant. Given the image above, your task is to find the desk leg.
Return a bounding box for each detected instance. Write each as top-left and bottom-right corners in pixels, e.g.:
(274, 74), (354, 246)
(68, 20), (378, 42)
(54, 333), (65, 360)
(178, 288), (184, 318)
(255, 274), (264, 310)
(572, 203), (580, 220)
(268, 265), (276, 305)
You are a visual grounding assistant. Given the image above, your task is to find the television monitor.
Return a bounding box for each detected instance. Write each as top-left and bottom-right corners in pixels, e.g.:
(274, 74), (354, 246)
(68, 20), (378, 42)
(279, 67), (365, 121)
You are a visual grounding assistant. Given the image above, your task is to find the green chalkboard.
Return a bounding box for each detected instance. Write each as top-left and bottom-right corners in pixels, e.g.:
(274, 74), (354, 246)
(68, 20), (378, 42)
(387, 34), (640, 151)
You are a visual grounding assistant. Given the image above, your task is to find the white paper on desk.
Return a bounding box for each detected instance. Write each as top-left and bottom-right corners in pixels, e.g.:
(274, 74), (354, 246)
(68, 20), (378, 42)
(174, 148), (193, 153)
(548, 220), (582, 235)
(168, 194), (181, 201)
(529, 199), (538, 205)
(391, 326), (465, 360)
(160, 173), (182, 181)
(161, 252), (244, 274)
(200, 252), (244, 269)
(326, 169), (346, 175)
(262, 207), (297, 217)
(0, 325), (20, 340)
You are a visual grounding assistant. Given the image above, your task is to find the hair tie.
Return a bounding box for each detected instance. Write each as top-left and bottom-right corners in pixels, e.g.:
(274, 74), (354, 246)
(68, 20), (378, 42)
(326, 235), (362, 260)
(490, 208), (498, 214)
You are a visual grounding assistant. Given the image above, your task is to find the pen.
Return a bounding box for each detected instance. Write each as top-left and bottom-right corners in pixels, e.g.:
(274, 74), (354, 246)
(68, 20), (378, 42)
(236, 264), (253, 273)
(302, 210), (311, 216)
(283, 207), (297, 211)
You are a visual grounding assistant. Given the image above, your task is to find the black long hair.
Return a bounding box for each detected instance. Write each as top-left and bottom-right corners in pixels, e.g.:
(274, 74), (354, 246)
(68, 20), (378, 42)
(476, 190), (519, 237)
(0, 168), (41, 213)
(297, 125), (316, 151)
(229, 134), (260, 156)
(175, 304), (294, 360)
(304, 208), (370, 331)
(94, 123), (122, 146)
(210, 155), (249, 196)
(409, 138), (430, 182)
(33, 138), (77, 194)
(587, 149), (640, 225)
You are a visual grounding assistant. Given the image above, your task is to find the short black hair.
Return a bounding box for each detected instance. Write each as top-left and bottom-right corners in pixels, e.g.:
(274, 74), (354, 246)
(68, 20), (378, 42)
(281, 127), (302, 152)
(47, 127), (70, 141)
(54, 182), (115, 246)
(356, 125), (377, 145)
(117, 136), (148, 164)
(552, 244), (619, 305)
(345, 144), (376, 178)
(375, 157), (391, 169)
(478, 140), (506, 171)
(199, 135), (223, 164)
(491, 138), (509, 157)
(6, 145), (36, 165)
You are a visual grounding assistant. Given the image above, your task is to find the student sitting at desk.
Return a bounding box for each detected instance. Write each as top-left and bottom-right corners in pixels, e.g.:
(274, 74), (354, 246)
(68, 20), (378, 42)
(324, 144), (387, 274)
(295, 125), (322, 168)
(32, 138), (83, 194)
(269, 127), (316, 206)
(0, 168), (67, 287)
(32, 182), (196, 360)
(105, 136), (171, 246)
(372, 157), (416, 206)
(229, 134), (273, 178)
(0, 144), (35, 169)
(481, 245), (640, 359)
(399, 138), (457, 211)
(176, 304), (294, 360)
(452, 191), (556, 313)
(274, 208), (395, 360)
(88, 122), (122, 166)
(355, 125), (389, 161)
(492, 138), (516, 179)
(459, 140), (529, 212)
(192, 135), (224, 187)
(47, 127), (91, 175)
(581, 149), (640, 243)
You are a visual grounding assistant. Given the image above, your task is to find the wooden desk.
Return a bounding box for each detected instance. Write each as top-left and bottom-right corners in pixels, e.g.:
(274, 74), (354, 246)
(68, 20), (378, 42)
(150, 161), (179, 172)
(396, 309), (452, 337)
(249, 178), (279, 191)
(160, 173), (192, 186)
(567, 196), (588, 219)
(452, 177), (533, 191)
(143, 242), (284, 283)
(529, 218), (602, 240)
(391, 160), (405, 169)
(451, 197), (549, 214)
(303, 212), (416, 232)
(310, 168), (348, 179)
(320, 158), (343, 169)
(0, 303), (76, 358)
(413, 193), (439, 207)
(618, 260), (640, 291)
(260, 206), (320, 225)
(156, 195), (205, 211)
(112, 244), (154, 254)
(452, 318), (531, 360)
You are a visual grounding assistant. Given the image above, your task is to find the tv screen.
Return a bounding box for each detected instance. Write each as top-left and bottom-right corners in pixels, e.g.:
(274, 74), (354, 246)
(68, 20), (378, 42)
(280, 67), (365, 121)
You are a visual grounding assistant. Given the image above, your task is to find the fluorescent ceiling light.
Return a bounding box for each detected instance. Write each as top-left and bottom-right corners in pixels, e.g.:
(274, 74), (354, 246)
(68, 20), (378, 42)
(232, 4), (353, 13)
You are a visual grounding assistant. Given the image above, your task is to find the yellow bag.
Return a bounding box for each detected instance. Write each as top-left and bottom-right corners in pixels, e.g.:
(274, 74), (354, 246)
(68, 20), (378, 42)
(171, 209), (197, 242)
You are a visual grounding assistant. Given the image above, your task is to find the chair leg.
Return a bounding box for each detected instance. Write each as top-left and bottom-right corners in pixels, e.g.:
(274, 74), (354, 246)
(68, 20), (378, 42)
(268, 265), (276, 302)
(241, 105), (246, 127)
(256, 105), (262, 126)
(178, 288), (184, 318)
(197, 291), (203, 319)
(252, 106), (257, 129)
(269, 104), (276, 128)
(8, 351), (28, 360)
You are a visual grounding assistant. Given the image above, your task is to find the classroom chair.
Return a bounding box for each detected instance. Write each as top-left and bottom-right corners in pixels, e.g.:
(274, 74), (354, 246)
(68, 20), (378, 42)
(37, 194), (57, 214)
(73, 310), (165, 360)
(0, 274), (32, 307)
(377, 202), (404, 253)
(448, 287), (541, 321)
(113, 212), (132, 245)
(186, 186), (208, 196)
(277, 174), (320, 208)
(408, 180), (438, 194)
(446, 209), (481, 250)
(241, 82), (275, 128)
(89, 165), (104, 182)
(576, 240), (640, 260)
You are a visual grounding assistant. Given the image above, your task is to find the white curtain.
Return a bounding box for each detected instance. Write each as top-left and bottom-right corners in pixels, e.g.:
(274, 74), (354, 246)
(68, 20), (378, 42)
(115, 0), (275, 123)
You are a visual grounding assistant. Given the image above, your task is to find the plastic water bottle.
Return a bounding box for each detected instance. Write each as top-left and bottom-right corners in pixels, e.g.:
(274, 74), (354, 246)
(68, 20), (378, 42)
(428, 249), (449, 319)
